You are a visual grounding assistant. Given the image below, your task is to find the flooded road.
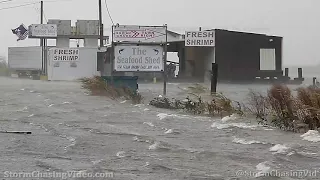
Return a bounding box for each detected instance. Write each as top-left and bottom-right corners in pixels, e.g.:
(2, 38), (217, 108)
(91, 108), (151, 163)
(0, 77), (320, 180)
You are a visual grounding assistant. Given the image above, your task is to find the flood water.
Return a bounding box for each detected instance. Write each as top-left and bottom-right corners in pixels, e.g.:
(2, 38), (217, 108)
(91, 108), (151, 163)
(0, 77), (320, 180)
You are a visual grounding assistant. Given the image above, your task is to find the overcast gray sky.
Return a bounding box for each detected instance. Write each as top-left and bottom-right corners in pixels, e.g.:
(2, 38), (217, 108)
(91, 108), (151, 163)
(0, 0), (319, 66)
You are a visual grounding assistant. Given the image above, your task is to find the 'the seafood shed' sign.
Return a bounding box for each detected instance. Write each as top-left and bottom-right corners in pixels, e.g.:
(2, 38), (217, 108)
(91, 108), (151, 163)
(114, 45), (164, 72)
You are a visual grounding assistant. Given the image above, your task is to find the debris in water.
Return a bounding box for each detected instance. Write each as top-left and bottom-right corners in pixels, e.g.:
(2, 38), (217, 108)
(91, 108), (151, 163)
(0, 131), (32, 135)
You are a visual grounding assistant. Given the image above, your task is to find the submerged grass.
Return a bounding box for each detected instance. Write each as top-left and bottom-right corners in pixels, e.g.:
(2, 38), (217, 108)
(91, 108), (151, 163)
(149, 92), (243, 118)
(80, 76), (143, 104)
(80, 77), (320, 133)
(248, 84), (320, 132)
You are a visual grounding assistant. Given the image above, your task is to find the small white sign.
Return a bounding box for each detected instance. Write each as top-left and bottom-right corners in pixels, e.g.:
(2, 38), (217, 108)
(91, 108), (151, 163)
(29, 24), (57, 38)
(113, 25), (166, 43)
(185, 31), (215, 46)
(51, 48), (80, 61)
(114, 45), (164, 72)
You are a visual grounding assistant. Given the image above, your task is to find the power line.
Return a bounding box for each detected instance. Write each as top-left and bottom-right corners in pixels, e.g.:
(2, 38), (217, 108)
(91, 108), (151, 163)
(0, 2), (37, 11)
(43, 0), (73, 3)
(32, 3), (48, 23)
(104, 0), (114, 25)
(0, 0), (13, 3)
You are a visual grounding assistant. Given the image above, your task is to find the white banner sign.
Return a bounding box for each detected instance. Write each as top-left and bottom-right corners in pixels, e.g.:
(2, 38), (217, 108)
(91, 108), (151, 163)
(113, 25), (166, 43)
(29, 24), (57, 38)
(185, 31), (215, 46)
(114, 45), (164, 72)
(51, 48), (80, 61)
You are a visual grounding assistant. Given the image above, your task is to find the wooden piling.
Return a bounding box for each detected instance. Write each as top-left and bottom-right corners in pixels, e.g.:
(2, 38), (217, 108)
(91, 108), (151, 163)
(298, 68), (303, 79)
(211, 63), (218, 94)
(285, 68), (289, 77)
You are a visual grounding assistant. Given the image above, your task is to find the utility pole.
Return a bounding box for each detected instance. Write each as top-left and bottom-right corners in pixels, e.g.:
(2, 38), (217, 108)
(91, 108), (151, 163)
(40, 1), (44, 75)
(98, 0), (104, 48)
(40, 1), (43, 46)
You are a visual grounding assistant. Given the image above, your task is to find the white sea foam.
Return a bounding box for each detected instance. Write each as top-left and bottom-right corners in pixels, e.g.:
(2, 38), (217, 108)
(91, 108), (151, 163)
(17, 106), (28, 112)
(64, 136), (76, 151)
(62, 101), (72, 104)
(143, 122), (155, 127)
(164, 129), (173, 134)
(144, 108), (150, 111)
(157, 113), (169, 120)
(28, 114), (34, 117)
(287, 151), (318, 156)
(134, 104), (143, 107)
(263, 128), (274, 131)
(232, 137), (264, 145)
(211, 122), (231, 129)
(92, 159), (104, 165)
(301, 130), (320, 142)
(286, 151), (295, 156)
(211, 122), (259, 130)
(149, 142), (159, 150)
(269, 144), (289, 154)
(256, 161), (271, 177)
(116, 151), (126, 158)
(143, 162), (150, 167)
(221, 114), (239, 122)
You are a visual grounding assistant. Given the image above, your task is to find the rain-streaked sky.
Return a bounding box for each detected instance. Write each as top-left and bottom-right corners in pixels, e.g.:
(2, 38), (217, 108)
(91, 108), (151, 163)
(0, 0), (319, 66)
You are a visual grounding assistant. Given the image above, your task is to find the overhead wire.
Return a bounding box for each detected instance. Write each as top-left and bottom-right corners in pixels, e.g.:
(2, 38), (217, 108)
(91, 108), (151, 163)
(0, 0), (13, 3)
(0, 2), (37, 11)
(104, 0), (114, 25)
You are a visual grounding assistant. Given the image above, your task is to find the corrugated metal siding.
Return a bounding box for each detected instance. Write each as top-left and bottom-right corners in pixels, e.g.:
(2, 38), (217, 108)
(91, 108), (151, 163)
(260, 49), (276, 70)
(8, 46), (42, 70)
(215, 30), (282, 82)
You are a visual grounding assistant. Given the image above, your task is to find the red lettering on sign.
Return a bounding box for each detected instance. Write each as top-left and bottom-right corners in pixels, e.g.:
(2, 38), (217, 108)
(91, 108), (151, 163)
(114, 30), (157, 39)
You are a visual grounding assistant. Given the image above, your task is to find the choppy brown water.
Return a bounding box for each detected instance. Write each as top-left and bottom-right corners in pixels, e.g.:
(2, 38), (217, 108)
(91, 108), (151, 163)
(0, 77), (319, 180)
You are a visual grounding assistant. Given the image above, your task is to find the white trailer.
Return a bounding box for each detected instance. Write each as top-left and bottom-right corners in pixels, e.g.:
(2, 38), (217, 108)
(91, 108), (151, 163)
(8, 46), (42, 78)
